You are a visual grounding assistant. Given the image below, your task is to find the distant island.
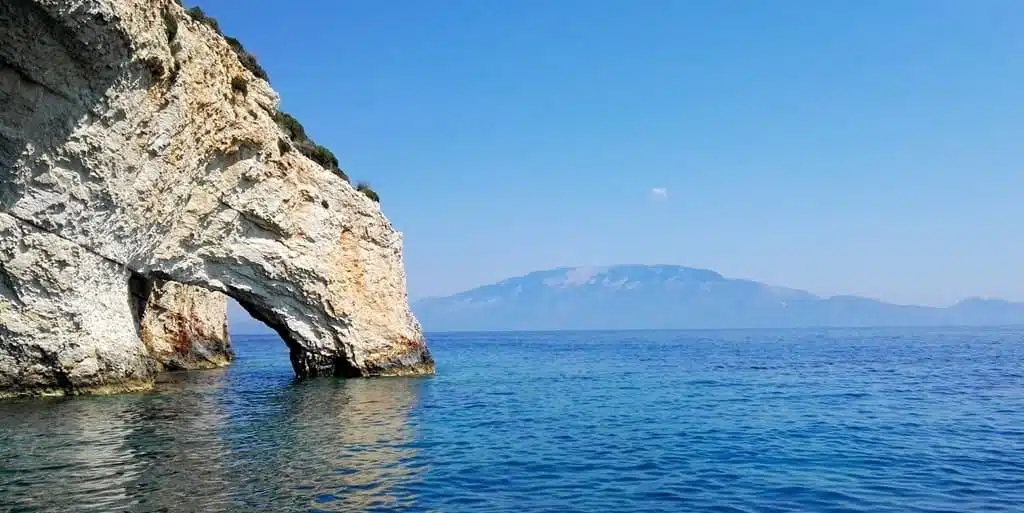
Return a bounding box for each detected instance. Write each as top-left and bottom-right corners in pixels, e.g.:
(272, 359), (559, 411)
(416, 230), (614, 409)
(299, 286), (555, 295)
(410, 265), (1024, 331)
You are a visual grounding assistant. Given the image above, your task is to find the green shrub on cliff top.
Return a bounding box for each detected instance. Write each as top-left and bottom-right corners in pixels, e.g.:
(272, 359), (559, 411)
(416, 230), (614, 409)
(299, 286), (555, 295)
(303, 142), (339, 172)
(185, 6), (220, 34)
(356, 183), (380, 203)
(274, 112), (307, 141)
(273, 113), (352, 183)
(224, 36), (269, 81)
(186, 4), (372, 196)
(185, 6), (268, 81)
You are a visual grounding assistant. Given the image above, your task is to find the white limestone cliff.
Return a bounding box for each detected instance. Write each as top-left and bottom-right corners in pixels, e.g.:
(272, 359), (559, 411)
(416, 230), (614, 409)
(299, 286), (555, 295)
(0, 0), (433, 398)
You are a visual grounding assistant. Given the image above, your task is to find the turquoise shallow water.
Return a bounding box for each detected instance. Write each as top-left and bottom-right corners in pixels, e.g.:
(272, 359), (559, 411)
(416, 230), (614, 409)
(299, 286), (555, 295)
(2, 327), (1023, 512)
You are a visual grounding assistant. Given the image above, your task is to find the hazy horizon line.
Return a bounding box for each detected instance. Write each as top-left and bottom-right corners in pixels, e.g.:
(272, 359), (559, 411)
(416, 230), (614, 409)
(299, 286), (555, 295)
(409, 263), (1022, 307)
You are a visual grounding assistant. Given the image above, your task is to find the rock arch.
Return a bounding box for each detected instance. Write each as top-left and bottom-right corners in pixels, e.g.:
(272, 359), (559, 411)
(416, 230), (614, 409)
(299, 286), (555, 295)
(0, 0), (433, 398)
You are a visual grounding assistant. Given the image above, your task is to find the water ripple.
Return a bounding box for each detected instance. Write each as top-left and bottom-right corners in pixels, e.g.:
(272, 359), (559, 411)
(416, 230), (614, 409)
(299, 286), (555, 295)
(1, 327), (1023, 512)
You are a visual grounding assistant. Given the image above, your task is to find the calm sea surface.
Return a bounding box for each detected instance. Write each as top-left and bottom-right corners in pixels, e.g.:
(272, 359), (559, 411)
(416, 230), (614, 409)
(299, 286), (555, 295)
(2, 327), (1023, 512)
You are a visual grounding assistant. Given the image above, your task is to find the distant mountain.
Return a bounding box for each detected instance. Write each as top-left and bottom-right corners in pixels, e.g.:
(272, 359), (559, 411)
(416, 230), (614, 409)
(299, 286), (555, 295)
(412, 265), (1024, 331)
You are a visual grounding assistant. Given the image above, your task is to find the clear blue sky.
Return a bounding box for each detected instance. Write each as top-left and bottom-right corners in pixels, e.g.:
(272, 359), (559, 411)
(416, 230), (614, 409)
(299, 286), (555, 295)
(195, 0), (1023, 306)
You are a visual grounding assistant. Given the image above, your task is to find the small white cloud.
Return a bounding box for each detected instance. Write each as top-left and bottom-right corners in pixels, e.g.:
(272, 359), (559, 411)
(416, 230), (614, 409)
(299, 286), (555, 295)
(649, 187), (668, 200)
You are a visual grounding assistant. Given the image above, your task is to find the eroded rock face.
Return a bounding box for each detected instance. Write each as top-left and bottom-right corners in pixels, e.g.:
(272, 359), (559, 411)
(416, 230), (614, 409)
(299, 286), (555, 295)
(0, 213), (155, 397)
(139, 280), (232, 371)
(0, 0), (433, 397)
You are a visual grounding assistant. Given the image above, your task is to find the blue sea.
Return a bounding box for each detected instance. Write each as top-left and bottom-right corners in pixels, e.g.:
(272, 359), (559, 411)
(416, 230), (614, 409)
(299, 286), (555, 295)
(2, 327), (1023, 512)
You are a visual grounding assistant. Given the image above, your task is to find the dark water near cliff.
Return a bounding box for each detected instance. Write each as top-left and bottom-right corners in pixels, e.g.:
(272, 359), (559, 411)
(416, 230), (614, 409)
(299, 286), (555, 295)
(2, 327), (1024, 512)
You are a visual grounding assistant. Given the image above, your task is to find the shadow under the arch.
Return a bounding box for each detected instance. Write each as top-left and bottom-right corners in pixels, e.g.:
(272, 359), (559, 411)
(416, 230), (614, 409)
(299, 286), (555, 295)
(227, 287), (363, 380)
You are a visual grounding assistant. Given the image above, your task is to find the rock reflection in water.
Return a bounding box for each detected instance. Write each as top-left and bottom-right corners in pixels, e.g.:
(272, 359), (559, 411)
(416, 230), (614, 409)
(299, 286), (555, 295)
(121, 369), (236, 512)
(0, 369), (234, 512)
(0, 348), (426, 513)
(0, 396), (144, 512)
(225, 378), (424, 512)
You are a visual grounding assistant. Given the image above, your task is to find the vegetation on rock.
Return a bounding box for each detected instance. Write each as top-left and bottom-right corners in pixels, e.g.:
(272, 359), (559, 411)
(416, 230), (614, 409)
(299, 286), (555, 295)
(184, 3), (374, 196)
(185, 7), (268, 81)
(273, 112), (349, 182)
(356, 182), (380, 203)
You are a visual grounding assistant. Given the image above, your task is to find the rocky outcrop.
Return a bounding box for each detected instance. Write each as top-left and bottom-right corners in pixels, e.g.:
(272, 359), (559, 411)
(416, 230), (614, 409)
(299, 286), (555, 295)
(0, 0), (433, 398)
(139, 281), (232, 371)
(0, 213), (155, 396)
